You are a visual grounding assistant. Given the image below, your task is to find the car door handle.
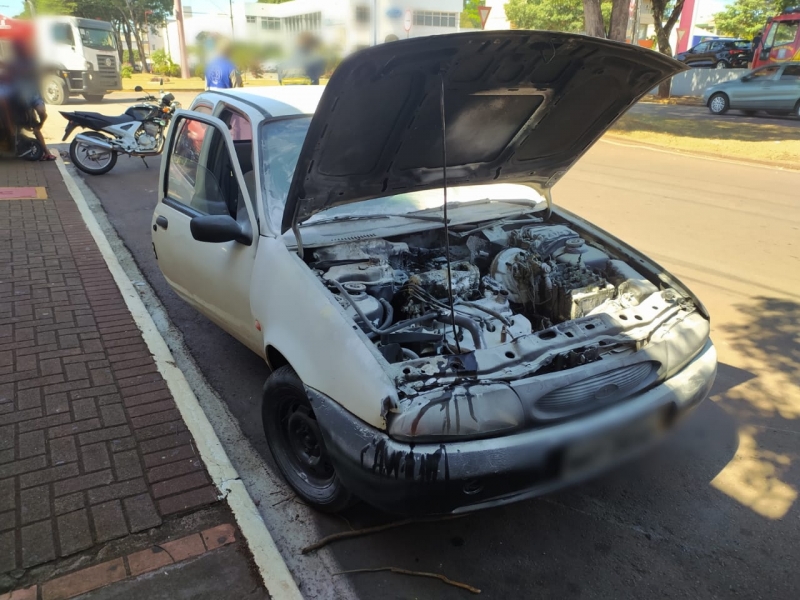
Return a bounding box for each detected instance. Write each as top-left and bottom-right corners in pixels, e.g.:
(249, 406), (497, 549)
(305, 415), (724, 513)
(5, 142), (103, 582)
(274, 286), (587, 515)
(155, 215), (168, 230)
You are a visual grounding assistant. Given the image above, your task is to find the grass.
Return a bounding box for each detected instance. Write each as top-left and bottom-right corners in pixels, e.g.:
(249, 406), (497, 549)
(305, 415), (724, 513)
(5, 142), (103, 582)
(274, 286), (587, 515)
(608, 112), (800, 168)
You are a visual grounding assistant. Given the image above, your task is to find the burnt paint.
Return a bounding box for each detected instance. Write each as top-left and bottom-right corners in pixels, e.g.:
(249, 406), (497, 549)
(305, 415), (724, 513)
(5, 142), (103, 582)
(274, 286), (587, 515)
(360, 437), (448, 483)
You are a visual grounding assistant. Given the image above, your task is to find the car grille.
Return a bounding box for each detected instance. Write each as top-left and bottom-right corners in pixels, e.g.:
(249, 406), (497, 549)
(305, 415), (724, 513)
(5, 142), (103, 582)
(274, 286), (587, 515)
(96, 54), (119, 85)
(534, 361), (658, 420)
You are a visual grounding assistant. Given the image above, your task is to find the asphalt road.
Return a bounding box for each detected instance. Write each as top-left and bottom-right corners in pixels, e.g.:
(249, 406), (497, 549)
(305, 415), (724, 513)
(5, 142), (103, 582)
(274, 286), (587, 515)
(45, 96), (800, 599)
(629, 101), (800, 127)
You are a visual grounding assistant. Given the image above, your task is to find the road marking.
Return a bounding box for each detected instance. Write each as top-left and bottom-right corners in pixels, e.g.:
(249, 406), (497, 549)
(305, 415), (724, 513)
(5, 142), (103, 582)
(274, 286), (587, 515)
(601, 137), (800, 173)
(55, 157), (304, 600)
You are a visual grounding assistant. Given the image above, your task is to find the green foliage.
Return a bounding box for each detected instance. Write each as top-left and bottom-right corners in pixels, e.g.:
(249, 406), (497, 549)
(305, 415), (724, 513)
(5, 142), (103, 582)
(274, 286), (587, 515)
(151, 48), (178, 76)
(122, 50), (140, 64)
(461, 0), (486, 29)
(504, 0), (613, 33)
(194, 64), (206, 79)
(121, 65), (133, 78)
(714, 0), (781, 39)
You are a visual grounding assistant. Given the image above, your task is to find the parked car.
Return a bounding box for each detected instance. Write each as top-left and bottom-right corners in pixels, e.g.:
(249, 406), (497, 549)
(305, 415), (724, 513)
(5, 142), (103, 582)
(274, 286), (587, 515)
(675, 38), (752, 69)
(704, 62), (800, 115)
(151, 32), (716, 516)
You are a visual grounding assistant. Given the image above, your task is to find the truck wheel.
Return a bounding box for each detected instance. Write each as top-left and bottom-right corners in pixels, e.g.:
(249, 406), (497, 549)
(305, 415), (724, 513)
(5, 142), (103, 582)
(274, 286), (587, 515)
(262, 366), (353, 513)
(82, 94), (104, 103)
(43, 75), (67, 105)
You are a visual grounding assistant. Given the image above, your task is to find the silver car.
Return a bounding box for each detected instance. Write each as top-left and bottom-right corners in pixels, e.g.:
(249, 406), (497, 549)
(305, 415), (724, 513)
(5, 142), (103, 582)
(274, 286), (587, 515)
(704, 62), (800, 116)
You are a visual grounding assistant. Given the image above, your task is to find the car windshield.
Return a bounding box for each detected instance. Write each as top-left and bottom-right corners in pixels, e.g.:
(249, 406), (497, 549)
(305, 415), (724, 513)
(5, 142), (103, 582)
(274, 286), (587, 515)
(259, 116), (545, 230)
(732, 41), (751, 49)
(79, 27), (117, 51)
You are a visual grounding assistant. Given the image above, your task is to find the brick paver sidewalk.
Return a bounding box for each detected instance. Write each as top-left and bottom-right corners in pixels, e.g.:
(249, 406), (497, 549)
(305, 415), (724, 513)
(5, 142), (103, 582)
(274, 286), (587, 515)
(0, 159), (261, 597)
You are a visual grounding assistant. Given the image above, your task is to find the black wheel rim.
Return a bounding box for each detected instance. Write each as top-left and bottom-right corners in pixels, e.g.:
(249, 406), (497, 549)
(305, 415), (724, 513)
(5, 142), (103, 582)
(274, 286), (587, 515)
(279, 399), (334, 485)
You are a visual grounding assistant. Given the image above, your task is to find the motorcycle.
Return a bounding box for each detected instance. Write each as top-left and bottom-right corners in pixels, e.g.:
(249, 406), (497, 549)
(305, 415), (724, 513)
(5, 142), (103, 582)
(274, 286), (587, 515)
(60, 86), (181, 175)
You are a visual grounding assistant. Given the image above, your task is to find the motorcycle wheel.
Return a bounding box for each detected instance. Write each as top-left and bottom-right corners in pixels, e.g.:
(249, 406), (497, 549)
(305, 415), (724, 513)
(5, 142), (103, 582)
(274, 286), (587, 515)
(70, 132), (117, 175)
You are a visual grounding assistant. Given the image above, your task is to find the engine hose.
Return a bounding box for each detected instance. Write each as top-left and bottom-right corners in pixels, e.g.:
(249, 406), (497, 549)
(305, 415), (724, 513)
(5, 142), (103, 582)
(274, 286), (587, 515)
(368, 299), (395, 340)
(456, 300), (513, 327)
(444, 311), (487, 350)
(401, 348), (420, 360)
(334, 281), (436, 336)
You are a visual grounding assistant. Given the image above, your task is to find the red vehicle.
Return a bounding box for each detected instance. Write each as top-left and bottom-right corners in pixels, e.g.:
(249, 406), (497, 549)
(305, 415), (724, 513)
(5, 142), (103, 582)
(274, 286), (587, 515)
(752, 7), (800, 68)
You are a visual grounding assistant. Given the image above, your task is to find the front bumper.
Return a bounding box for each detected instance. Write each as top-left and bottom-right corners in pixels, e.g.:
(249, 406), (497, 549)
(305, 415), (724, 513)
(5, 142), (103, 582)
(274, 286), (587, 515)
(310, 340), (717, 515)
(65, 71), (122, 95)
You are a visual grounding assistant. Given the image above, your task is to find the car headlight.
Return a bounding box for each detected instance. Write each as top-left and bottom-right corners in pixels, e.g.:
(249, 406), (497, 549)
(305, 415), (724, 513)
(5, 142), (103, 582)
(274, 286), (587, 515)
(388, 383), (525, 442)
(85, 61), (94, 71)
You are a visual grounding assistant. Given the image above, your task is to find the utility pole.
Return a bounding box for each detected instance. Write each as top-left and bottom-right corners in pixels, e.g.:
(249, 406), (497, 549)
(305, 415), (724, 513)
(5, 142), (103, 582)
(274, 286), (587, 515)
(174, 0), (190, 79)
(372, 0), (378, 46)
(26, 0), (35, 17)
(228, 0), (234, 36)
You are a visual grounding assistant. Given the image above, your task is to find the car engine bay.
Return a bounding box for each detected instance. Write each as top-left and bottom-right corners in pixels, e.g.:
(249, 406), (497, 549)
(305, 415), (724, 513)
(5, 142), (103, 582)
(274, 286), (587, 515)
(307, 216), (689, 373)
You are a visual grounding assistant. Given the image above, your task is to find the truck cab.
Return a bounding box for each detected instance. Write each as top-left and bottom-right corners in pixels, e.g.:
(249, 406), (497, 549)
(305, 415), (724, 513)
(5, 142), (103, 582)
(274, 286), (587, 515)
(36, 16), (122, 105)
(753, 7), (800, 69)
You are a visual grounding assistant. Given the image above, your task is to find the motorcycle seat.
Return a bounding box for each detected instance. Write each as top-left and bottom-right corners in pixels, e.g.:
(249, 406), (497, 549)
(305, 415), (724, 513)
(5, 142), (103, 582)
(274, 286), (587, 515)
(66, 112), (136, 127)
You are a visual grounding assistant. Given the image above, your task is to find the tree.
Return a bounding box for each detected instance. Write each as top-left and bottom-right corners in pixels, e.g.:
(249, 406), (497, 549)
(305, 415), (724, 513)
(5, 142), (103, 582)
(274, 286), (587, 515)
(714, 0), (777, 39)
(583, 0), (606, 36)
(651, 0), (686, 97)
(505, 0), (586, 33)
(461, 0), (486, 29)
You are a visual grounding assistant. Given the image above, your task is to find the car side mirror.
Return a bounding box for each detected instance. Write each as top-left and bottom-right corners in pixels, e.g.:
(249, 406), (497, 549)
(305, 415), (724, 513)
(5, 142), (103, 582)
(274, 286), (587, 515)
(134, 85), (143, 92)
(741, 75), (753, 82)
(190, 214), (252, 245)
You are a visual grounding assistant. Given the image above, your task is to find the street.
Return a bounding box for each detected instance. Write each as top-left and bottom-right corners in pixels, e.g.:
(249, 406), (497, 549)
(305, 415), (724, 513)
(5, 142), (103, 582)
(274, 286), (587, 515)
(47, 97), (800, 599)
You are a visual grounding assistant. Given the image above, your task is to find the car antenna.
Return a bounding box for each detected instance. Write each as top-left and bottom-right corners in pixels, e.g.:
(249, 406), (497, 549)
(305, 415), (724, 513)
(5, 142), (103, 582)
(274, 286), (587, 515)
(439, 71), (461, 355)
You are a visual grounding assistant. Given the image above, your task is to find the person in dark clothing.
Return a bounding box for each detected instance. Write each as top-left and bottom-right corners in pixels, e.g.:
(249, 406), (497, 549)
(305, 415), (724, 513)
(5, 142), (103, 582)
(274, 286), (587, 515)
(750, 32), (763, 68)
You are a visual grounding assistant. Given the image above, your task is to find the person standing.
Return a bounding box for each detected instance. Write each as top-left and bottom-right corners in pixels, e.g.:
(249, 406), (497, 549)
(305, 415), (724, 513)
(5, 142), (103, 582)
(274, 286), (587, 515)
(750, 31), (763, 69)
(205, 40), (239, 89)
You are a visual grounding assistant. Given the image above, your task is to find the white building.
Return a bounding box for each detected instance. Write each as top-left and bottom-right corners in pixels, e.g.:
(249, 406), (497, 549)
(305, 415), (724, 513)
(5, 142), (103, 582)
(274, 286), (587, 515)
(161, 0), (462, 64)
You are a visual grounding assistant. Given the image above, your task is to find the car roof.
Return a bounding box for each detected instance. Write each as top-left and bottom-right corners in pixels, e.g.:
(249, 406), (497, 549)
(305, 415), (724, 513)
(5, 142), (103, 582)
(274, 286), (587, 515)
(204, 86), (325, 118)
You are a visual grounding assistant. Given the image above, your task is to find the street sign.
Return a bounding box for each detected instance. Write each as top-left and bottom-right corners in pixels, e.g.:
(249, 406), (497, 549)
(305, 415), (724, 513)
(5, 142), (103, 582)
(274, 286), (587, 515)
(478, 5), (492, 30)
(403, 9), (412, 32)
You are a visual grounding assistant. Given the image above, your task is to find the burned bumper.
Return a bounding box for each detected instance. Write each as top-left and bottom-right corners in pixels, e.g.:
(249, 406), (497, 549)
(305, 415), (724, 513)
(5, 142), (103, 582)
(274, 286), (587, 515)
(309, 340), (717, 515)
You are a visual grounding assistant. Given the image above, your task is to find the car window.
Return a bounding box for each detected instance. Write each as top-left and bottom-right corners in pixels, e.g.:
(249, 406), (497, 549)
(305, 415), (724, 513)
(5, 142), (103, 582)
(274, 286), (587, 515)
(167, 118), (244, 219)
(193, 104), (213, 115)
(259, 117), (310, 228)
(781, 65), (800, 79)
(749, 66), (780, 79)
(765, 20), (799, 48)
(710, 42), (723, 51)
(733, 41), (751, 49)
(51, 24), (75, 46)
(694, 43), (710, 53)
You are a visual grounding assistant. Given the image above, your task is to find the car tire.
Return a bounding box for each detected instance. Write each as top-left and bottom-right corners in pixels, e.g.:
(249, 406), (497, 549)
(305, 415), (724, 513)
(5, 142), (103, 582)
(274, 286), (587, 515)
(42, 75), (67, 105)
(82, 94), (104, 103)
(708, 93), (729, 115)
(794, 101), (800, 118)
(262, 365), (354, 513)
(69, 132), (117, 175)
(715, 60), (729, 69)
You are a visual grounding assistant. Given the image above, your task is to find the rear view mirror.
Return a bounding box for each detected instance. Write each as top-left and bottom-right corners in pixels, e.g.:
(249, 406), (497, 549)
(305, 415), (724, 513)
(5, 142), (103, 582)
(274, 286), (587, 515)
(190, 214), (252, 245)
(134, 85), (143, 92)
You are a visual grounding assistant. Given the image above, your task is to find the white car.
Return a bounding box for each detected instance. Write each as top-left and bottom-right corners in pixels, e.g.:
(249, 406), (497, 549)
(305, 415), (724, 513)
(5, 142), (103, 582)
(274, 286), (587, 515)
(152, 32), (716, 515)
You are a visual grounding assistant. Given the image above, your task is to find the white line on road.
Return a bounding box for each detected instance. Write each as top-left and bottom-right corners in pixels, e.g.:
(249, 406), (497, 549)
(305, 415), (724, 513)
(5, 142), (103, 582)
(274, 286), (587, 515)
(55, 157), (304, 600)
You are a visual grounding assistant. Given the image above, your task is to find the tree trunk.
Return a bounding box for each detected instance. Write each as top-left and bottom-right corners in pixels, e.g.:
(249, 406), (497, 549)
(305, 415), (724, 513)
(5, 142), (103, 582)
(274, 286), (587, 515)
(122, 20), (134, 67)
(582, 0), (606, 38)
(114, 22), (124, 63)
(125, 0), (149, 74)
(608, 0), (630, 41)
(654, 28), (672, 97)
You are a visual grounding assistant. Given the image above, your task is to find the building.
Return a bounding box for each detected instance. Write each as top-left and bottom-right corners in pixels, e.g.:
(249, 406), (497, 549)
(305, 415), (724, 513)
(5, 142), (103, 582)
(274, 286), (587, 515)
(160, 0), (462, 64)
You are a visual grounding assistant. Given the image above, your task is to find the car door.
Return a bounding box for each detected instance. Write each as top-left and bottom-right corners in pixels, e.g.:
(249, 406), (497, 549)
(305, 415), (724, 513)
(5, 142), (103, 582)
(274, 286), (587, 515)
(772, 64), (800, 110)
(736, 66), (781, 108)
(152, 111), (263, 354)
(686, 42), (709, 67)
(707, 41), (724, 66)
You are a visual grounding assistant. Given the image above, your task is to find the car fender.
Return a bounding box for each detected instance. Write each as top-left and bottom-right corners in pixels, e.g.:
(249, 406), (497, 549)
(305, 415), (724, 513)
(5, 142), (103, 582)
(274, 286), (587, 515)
(250, 236), (399, 429)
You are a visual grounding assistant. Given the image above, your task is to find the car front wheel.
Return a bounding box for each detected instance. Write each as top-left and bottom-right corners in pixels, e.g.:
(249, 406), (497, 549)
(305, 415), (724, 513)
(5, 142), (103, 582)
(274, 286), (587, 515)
(262, 366), (353, 512)
(708, 93), (730, 115)
(795, 101), (800, 118)
(715, 60), (729, 69)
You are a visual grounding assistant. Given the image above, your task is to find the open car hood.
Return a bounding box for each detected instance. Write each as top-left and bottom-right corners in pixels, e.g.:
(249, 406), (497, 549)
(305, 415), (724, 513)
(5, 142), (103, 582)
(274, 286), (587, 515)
(282, 31), (685, 234)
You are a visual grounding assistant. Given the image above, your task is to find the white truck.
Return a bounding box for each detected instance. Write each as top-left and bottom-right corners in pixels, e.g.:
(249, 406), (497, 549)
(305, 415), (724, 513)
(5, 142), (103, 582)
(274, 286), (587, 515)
(36, 16), (122, 105)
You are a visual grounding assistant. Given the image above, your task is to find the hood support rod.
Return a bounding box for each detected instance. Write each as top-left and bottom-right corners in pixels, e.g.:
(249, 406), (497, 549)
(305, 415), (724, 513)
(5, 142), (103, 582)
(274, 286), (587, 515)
(440, 72), (461, 355)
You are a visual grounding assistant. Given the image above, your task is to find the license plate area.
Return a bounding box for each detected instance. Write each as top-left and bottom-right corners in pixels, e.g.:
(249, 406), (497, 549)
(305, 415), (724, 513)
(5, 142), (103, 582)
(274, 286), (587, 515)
(561, 407), (669, 478)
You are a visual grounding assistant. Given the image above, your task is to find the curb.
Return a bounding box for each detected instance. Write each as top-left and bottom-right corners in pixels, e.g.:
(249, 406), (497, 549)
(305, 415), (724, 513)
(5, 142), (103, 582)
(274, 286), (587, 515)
(53, 157), (303, 600)
(1, 525), (237, 600)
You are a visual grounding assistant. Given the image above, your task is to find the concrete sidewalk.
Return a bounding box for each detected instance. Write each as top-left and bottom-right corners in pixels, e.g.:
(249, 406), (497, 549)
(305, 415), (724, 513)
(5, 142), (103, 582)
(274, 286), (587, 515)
(0, 159), (268, 599)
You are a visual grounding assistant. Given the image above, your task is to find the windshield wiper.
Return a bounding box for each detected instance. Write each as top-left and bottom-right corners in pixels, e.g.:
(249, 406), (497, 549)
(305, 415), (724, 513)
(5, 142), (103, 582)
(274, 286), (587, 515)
(299, 213), (448, 227)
